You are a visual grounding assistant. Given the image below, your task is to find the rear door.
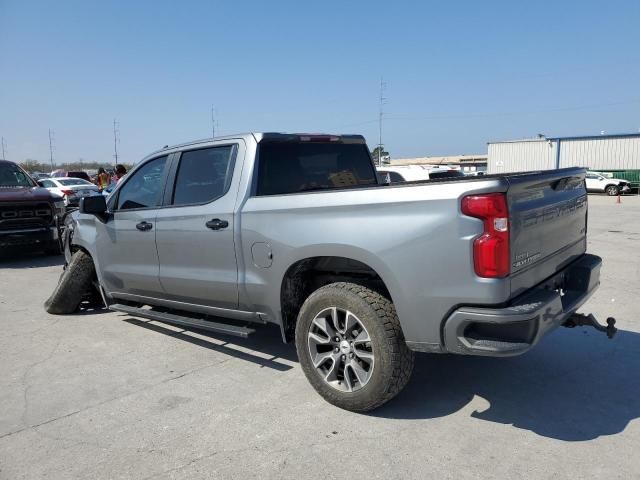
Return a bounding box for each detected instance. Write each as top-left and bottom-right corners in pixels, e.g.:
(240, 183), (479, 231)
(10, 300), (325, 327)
(506, 168), (588, 296)
(154, 142), (242, 309)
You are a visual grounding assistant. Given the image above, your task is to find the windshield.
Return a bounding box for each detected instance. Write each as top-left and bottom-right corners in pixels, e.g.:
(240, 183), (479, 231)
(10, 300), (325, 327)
(0, 163), (36, 187)
(58, 178), (92, 186)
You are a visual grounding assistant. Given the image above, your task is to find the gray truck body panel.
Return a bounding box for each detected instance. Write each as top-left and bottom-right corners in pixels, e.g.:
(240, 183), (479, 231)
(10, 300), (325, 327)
(69, 133), (597, 355)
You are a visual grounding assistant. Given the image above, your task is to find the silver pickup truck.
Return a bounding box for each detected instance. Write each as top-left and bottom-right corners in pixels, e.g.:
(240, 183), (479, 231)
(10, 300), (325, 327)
(45, 133), (615, 411)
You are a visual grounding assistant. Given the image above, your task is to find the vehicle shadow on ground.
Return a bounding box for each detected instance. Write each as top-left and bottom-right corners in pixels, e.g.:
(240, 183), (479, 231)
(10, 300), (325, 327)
(122, 317), (297, 372)
(373, 327), (640, 441)
(0, 251), (64, 268)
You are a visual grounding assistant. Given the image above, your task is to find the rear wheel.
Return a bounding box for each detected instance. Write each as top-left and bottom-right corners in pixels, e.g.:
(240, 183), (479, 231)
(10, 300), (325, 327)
(44, 250), (97, 314)
(295, 282), (414, 412)
(605, 184), (619, 196)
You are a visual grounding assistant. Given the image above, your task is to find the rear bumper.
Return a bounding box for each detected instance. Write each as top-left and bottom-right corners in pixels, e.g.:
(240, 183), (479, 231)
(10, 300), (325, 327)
(443, 254), (601, 357)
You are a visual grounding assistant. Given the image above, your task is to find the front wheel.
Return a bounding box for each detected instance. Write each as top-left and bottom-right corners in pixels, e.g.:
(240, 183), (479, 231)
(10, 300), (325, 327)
(605, 185), (620, 196)
(44, 250), (97, 314)
(295, 282), (414, 412)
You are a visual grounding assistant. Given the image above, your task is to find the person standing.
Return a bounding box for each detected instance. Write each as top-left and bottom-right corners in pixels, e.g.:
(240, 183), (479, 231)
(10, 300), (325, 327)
(114, 164), (127, 183)
(96, 167), (110, 192)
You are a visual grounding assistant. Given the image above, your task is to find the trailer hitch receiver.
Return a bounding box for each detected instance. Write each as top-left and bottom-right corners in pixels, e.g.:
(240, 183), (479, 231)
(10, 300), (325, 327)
(563, 313), (617, 339)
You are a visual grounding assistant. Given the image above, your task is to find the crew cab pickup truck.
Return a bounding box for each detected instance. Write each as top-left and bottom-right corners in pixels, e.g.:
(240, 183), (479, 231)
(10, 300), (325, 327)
(0, 160), (65, 254)
(45, 133), (615, 411)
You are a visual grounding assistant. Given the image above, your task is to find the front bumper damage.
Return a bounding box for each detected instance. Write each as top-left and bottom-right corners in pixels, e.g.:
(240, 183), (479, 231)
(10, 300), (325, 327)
(443, 254), (616, 356)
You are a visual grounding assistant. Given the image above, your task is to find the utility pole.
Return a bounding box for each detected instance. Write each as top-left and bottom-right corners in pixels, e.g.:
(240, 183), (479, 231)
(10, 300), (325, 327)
(113, 119), (119, 164)
(378, 77), (386, 166)
(48, 129), (55, 171)
(210, 105), (216, 138)
(1, 136), (6, 160)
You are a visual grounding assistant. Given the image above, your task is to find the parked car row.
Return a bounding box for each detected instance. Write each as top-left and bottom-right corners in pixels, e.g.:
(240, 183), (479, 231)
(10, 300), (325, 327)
(37, 177), (101, 206)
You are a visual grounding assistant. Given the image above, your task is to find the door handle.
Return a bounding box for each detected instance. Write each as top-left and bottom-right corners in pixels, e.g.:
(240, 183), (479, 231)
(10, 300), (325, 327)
(205, 218), (229, 230)
(136, 221), (153, 231)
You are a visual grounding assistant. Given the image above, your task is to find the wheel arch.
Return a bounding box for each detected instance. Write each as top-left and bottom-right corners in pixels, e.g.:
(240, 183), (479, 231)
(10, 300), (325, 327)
(279, 255), (397, 343)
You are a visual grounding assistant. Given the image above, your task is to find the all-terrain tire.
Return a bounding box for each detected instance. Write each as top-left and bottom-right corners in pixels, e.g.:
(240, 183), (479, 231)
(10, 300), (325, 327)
(295, 282), (415, 412)
(44, 250), (96, 314)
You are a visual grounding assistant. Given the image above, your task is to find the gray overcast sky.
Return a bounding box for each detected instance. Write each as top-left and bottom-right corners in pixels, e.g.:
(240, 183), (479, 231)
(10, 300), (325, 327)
(1, 0), (639, 165)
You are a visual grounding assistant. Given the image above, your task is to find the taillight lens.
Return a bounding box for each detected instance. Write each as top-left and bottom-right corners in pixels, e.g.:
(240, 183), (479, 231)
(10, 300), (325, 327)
(461, 193), (510, 278)
(60, 189), (75, 196)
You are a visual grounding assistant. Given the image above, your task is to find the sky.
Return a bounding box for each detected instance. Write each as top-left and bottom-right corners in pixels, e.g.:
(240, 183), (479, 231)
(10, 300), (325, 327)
(1, 0), (639, 165)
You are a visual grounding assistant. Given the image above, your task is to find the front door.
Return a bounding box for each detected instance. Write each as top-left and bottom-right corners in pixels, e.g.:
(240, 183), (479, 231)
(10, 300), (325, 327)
(95, 155), (169, 298)
(155, 143), (241, 309)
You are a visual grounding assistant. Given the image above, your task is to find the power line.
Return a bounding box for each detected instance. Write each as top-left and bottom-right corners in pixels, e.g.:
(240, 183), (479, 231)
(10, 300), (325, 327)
(329, 97), (640, 130)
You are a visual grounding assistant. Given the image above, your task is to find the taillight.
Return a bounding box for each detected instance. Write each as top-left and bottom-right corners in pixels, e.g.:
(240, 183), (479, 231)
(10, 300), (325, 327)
(60, 189), (75, 196)
(461, 193), (510, 278)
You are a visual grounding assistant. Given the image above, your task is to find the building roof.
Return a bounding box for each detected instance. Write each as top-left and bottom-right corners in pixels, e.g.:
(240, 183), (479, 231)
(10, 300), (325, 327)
(488, 132), (640, 144)
(390, 154), (487, 166)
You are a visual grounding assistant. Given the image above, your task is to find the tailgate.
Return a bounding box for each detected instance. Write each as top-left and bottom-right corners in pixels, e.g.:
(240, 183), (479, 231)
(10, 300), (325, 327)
(507, 168), (588, 296)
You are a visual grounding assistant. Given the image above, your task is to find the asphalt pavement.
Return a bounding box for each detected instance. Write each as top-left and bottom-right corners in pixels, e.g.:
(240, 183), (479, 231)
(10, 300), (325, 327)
(0, 194), (638, 479)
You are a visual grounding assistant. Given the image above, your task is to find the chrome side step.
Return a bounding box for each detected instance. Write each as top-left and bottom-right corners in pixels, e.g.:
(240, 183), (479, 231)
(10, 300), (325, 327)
(109, 303), (256, 338)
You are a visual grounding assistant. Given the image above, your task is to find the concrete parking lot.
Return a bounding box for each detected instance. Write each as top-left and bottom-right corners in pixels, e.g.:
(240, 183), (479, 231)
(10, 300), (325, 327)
(0, 195), (638, 480)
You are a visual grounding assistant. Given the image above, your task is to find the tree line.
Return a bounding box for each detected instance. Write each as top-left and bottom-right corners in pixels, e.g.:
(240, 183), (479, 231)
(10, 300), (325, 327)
(19, 159), (134, 173)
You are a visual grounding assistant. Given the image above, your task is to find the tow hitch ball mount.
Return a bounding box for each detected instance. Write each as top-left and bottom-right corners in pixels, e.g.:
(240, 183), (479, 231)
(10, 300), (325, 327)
(564, 313), (617, 339)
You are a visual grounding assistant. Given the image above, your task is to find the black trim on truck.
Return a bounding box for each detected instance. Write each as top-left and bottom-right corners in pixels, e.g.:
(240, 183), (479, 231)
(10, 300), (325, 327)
(442, 254), (602, 356)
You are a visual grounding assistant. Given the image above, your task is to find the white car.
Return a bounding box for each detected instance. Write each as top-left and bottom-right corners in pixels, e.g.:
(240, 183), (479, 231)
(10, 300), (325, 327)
(38, 177), (101, 206)
(585, 172), (631, 196)
(376, 165), (465, 183)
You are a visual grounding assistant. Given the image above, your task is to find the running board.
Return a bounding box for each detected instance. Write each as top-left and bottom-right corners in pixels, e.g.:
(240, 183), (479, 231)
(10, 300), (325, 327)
(109, 303), (256, 338)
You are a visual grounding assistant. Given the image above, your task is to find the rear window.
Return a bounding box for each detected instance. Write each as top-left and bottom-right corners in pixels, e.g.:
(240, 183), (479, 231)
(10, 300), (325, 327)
(255, 142), (377, 196)
(172, 145), (236, 205)
(428, 170), (465, 179)
(58, 178), (92, 186)
(67, 171), (90, 180)
(378, 171), (405, 183)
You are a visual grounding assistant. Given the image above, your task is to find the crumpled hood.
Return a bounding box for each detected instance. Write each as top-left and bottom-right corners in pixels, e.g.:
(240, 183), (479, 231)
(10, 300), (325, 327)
(0, 186), (58, 202)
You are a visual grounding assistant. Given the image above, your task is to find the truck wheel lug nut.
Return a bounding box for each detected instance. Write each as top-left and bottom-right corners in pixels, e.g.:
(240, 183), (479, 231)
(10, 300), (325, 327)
(341, 354), (346, 360)
(334, 347), (339, 353)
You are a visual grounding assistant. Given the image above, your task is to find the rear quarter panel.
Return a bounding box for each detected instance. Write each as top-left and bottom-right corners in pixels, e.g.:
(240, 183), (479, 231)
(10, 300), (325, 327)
(239, 179), (512, 349)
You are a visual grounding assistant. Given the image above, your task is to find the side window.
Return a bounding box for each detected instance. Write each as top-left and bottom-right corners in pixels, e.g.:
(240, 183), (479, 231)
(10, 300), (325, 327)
(172, 145), (235, 206)
(116, 156), (168, 210)
(41, 180), (55, 188)
(586, 173), (598, 179)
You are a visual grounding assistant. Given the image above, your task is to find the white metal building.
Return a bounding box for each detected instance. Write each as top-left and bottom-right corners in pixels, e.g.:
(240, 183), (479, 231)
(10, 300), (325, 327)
(487, 133), (640, 173)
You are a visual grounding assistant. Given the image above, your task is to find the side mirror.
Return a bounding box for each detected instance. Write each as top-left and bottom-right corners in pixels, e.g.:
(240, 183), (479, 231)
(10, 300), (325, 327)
(80, 195), (107, 215)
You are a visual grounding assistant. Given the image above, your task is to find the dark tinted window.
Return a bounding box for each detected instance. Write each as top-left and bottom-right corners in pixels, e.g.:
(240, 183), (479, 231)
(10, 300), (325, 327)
(0, 163), (35, 187)
(429, 170), (465, 179)
(378, 171), (405, 183)
(117, 156), (167, 210)
(67, 171), (91, 181)
(256, 142), (377, 196)
(172, 145), (235, 205)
